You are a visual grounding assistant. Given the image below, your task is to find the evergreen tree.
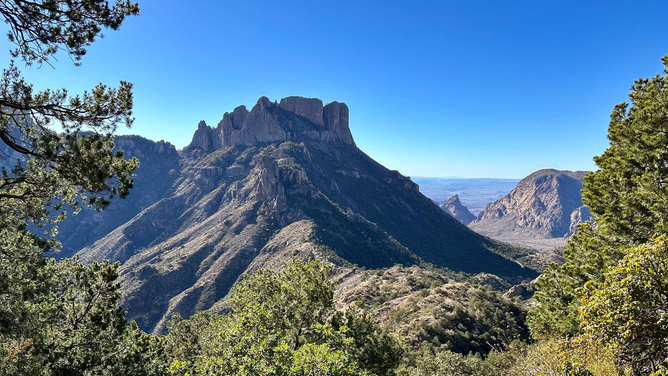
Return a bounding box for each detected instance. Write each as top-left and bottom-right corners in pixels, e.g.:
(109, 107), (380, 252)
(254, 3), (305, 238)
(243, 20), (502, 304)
(529, 55), (668, 337)
(580, 236), (668, 374)
(0, 0), (140, 229)
(0, 2), (164, 375)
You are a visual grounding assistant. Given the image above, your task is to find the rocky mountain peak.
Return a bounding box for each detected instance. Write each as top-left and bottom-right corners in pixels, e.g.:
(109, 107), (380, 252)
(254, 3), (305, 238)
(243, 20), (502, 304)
(322, 101), (353, 145)
(187, 96), (355, 152)
(441, 194), (476, 225)
(469, 169), (592, 250)
(189, 120), (216, 152)
(214, 105), (249, 149)
(68, 96), (536, 334)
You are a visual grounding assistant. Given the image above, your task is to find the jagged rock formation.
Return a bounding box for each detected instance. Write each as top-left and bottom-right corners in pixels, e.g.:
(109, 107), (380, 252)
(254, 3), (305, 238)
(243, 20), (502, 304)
(469, 169), (592, 250)
(441, 195), (476, 225)
(66, 96), (535, 334)
(188, 96), (354, 152)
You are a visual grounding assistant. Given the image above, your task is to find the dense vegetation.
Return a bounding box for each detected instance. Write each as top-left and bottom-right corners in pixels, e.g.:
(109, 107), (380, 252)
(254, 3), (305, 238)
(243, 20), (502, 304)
(334, 266), (529, 356)
(521, 56), (668, 374)
(0, 0), (156, 375)
(163, 259), (404, 376)
(2, 0), (668, 375)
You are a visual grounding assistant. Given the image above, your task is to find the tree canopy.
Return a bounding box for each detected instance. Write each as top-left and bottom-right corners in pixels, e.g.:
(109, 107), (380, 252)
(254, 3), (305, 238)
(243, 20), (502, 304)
(0, 0), (140, 232)
(163, 259), (404, 376)
(580, 236), (668, 374)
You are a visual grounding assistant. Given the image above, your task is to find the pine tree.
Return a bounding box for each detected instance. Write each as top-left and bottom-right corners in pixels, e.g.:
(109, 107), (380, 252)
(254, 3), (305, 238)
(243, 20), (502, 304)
(529, 55), (668, 337)
(0, 2), (168, 375)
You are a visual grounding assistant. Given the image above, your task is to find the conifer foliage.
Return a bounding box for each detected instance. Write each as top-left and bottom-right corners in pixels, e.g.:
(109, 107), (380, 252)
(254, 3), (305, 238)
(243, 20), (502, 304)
(0, 1), (159, 375)
(529, 55), (668, 338)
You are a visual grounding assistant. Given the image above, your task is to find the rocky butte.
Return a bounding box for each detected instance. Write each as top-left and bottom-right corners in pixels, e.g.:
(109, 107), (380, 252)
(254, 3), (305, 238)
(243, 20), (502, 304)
(60, 96), (536, 334)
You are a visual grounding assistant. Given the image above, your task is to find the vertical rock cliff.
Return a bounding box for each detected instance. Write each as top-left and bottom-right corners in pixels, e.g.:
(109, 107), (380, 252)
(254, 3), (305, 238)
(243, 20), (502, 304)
(188, 96), (355, 152)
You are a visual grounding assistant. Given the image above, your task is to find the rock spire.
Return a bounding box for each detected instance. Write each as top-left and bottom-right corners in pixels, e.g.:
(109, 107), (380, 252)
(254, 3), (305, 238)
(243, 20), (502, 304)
(441, 194), (476, 225)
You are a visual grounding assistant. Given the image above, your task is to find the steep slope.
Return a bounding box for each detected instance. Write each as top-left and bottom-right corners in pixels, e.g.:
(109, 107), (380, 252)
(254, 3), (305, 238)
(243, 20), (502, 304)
(469, 169), (592, 250)
(55, 136), (181, 258)
(74, 96), (536, 333)
(441, 194), (476, 224)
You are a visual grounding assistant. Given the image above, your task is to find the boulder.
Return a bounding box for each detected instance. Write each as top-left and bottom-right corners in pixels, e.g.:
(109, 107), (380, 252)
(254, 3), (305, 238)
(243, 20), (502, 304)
(504, 284), (527, 299)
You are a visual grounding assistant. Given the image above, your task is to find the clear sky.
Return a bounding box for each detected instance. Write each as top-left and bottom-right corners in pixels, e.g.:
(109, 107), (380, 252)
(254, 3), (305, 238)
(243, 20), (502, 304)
(4, 0), (668, 178)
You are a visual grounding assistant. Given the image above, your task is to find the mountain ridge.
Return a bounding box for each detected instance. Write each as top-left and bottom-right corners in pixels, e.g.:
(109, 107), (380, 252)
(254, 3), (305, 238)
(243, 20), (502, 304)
(63, 96), (536, 333)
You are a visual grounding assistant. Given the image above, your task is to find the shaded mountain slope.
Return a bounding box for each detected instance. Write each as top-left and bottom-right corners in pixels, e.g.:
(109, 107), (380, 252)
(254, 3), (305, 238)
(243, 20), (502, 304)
(440, 195), (477, 224)
(469, 169), (592, 250)
(73, 96), (536, 333)
(55, 136), (181, 258)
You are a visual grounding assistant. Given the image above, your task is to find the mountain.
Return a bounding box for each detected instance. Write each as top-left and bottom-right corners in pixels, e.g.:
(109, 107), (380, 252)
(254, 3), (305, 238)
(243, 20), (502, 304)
(63, 96), (535, 333)
(441, 194), (476, 225)
(55, 137), (181, 258)
(468, 169), (592, 250)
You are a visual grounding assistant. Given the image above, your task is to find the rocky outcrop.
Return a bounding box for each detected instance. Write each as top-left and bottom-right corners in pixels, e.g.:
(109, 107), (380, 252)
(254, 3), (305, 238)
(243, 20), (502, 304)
(188, 121), (216, 152)
(235, 97), (287, 146)
(469, 169), (592, 250)
(504, 284), (527, 299)
(187, 96), (355, 152)
(214, 105), (248, 149)
(116, 136), (177, 159)
(441, 195), (476, 225)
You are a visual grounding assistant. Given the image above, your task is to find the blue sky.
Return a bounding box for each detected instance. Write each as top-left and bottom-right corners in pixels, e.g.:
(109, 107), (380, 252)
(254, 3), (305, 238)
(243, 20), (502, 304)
(4, 0), (668, 178)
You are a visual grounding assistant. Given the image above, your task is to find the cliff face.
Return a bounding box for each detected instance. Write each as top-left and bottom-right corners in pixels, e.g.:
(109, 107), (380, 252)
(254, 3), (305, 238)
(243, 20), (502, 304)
(278, 96), (324, 126)
(67, 96), (535, 334)
(441, 195), (476, 225)
(189, 96), (355, 152)
(469, 169), (592, 250)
